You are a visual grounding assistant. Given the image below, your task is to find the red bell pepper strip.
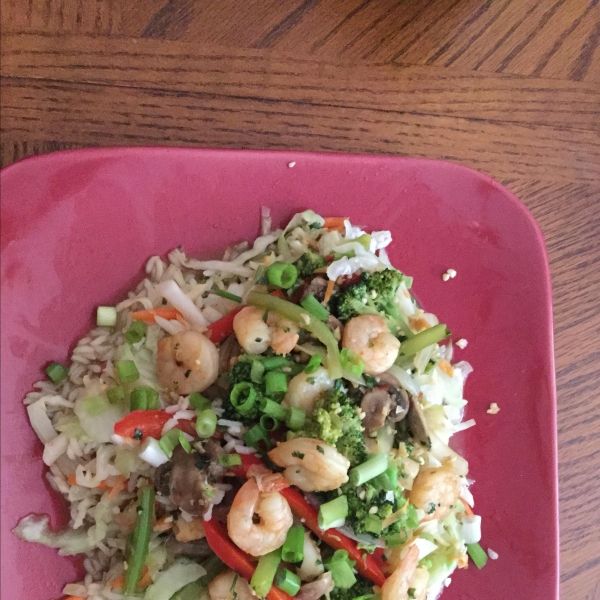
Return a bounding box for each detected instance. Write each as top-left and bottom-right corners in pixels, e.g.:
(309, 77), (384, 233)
(114, 410), (196, 440)
(229, 453), (264, 477)
(205, 307), (244, 344)
(280, 487), (387, 587)
(204, 518), (294, 600)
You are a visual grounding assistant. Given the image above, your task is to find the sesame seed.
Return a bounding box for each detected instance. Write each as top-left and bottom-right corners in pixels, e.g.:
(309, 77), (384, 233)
(447, 268), (457, 278)
(455, 338), (468, 349)
(442, 273), (450, 281)
(288, 161), (296, 168)
(487, 403), (500, 415)
(487, 548), (499, 560)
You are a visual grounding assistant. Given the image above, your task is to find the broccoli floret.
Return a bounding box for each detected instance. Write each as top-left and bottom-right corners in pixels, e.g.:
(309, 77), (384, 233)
(339, 483), (418, 538)
(329, 269), (408, 335)
(329, 575), (374, 600)
(295, 250), (326, 279)
(296, 388), (367, 466)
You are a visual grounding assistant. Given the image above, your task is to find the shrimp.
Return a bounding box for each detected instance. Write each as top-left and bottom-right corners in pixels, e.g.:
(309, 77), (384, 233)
(156, 330), (219, 395)
(268, 438), (350, 492)
(233, 307), (300, 355)
(227, 477), (293, 556)
(209, 570), (256, 600)
(282, 367), (334, 413)
(409, 459), (461, 521)
(342, 315), (400, 375)
(381, 545), (420, 600)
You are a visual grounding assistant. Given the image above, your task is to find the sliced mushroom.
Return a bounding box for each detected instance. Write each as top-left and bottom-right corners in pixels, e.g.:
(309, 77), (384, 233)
(155, 446), (224, 517)
(166, 537), (212, 559)
(218, 334), (242, 374)
(301, 276), (329, 302)
(296, 572), (335, 600)
(407, 395), (430, 448)
(361, 384), (410, 434)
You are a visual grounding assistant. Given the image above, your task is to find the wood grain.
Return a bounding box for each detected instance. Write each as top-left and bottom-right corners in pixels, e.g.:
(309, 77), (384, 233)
(1, 1), (599, 597)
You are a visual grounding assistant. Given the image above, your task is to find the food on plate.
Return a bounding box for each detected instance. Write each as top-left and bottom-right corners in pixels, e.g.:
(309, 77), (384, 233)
(14, 209), (484, 600)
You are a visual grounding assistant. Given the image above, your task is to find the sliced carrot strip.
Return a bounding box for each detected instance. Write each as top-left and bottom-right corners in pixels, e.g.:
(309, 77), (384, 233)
(460, 497), (474, 516)
(323, 217), (348, 231)
(67, 474), (110, 489)
(107, 475), (127, 499)
(132, 307), (182, 323)
(438, 359), (455, 377)
(63, 596), (86, 600)
(323, 279), (335, 303)
(111, 567), (150, 590)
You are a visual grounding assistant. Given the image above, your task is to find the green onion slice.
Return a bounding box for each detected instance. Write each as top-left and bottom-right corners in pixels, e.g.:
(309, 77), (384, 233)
(230, 382), (258, 415)
(96, 306), (117, 327)
(281, 526), (305, 564)
(45, 362), (68, 384)
(300, 294), (329, 321)
(349, 454), (388, 487)
(251, 549), (282, 597)
(267, 262), (298, 289)
(318, 495), (348, 530)
(196, 409), (217, 438)
(124, 320), (147, 344)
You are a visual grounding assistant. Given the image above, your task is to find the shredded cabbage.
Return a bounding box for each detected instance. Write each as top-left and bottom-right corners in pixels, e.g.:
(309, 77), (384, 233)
(144, 558), (206, 600)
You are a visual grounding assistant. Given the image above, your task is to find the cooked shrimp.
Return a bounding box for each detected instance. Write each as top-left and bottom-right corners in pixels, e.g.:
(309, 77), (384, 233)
(268, 438), (350, 492)
(227, 477), (293, 556)
(267, 312), (300, 355)
(381, 545), (420, 600)
(209, 570), (256, 600)
(342, 315), (400, 375)
(282, 367), (334, 413)
(409, 459), (460, 521)
(156, 330), (219, 395)
(233, 306), (272, 354)
(233, 307), (300, 355)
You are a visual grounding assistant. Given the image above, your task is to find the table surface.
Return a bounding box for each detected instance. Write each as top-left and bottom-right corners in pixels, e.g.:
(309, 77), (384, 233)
(1, 1), (599, 597)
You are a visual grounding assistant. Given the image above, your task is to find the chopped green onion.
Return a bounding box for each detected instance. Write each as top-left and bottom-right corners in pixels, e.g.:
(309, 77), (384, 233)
(107, 385), (126, 405)
(179, 431), (192, 453)
(251, 549), (281, 597)
(125, 320), (147, 345)
(82, 395), (107, 416)
(96, 306), (117, 327)
(300, 294), (329, 321)
(304, 354), (322, 374)
(260, 414), (280, 432)
(196, 409), (217, 438)
(218, 454), (242, 467)
(123, 485), (155, 594)
(340, 348), (364, 378)
(325, 550), (357, 589)
(251, 360), (266, 383)
(399, 324), (450, 356)
(364, 514), (382, 535)
(188, 392), (211, 411)
(247, 292), (342, 379)
(265, 371), (288, 394)
(262, 356), (292, 371)
(372, 464), (398, 491)
(467, 542), (488, 569)
(45, 362), (68, 384)
(267, 262), (298, 289)
(158, 428), (182, 458)
(244, 423), (270, 449)
(116, 360), (139, 383)
(286, 406), (306, 431)
(349, 454), (388, 487)
(282, 525), (305, 564)
(130, 386), (159, 411)
(230, 382), (258, 415)
(275, 568), (301, 596)
(318, 495), (348, 530)
(260, 398), (288, 421)
(211, 289), (242, 303)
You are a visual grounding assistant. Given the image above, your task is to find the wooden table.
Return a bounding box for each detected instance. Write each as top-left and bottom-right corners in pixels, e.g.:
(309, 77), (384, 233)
(2, 1), (599, 596)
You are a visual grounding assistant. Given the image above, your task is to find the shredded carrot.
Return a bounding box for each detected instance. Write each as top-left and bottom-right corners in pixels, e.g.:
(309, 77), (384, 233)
(64, 596), (86, 600)
(438, 359), (455, 377)
(324, 279), (335, 303)
(323, 217), (348, 232)
(111, 567), (150, 591)
(132, 307), (182, 323)
(460, 497), (474, 516)
(107, 475), (127, 499)
(67, 474), (109, 489)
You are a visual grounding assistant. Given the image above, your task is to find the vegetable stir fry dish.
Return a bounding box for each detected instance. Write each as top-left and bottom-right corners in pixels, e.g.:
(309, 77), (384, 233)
(15, 210), (485, 600)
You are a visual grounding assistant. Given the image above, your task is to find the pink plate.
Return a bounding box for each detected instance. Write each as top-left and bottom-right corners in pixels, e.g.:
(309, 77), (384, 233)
(1, 148), (558, 600)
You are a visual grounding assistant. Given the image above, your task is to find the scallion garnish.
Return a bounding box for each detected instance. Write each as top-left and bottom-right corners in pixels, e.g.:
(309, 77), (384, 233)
(211, 289), (242, 303)
(115, 360), (139, 383)
(124, 320), (147, 344)
(45, 362), (68, 384)
(267, 262), (298, 289)
(318, 495), (348, 530)
(96, 306), (117, 327)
